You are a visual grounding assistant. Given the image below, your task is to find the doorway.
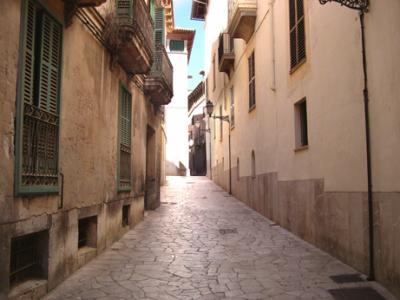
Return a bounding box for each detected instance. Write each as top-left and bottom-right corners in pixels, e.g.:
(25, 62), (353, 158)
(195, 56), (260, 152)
(145, 125), (157, 210)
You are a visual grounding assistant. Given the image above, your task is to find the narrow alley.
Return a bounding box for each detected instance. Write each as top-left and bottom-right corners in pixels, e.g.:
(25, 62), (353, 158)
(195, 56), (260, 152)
(44, 177), (395, 300)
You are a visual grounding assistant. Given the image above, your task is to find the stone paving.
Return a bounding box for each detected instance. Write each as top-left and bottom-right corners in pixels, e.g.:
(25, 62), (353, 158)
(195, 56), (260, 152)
(45, 176), (397, 300)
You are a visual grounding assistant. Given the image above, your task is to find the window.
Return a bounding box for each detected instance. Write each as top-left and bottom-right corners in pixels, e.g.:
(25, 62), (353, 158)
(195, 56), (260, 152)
(212, 54), (216, 91)
(78, 216), (97, 249)
(230, 86), (235, 128)
(289, 0), (306, 70)
(213, 113), (216, 140)
(219, 105), (223, 142)
(248, 52), (256, 109)
(294, 98), (308, 148)
(251, 150), (256, 178)
(15, 0), (63, 195)
(10, 231), (49, 287)
(237, 157), (240, 180)
(154, 7), (165, 46)
(169, 40), (184, 51)
(116, 0), (133, 25)
(122, 205), (130, 227)
(118, 85), (132, 191)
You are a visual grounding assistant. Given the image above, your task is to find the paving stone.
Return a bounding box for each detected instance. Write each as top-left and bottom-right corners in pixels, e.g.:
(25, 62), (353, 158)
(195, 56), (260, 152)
(44, 177), (396, 300)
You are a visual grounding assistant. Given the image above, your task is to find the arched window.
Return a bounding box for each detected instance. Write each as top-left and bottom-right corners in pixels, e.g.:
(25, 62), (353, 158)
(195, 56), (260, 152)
(251, 151), (256, 178)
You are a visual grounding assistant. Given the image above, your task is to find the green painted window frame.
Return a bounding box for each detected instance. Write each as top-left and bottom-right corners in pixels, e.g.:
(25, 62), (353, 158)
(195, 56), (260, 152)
(117, 83), (133, 192)
(14, 0), (63, 196)
(169, 40), (185, 52)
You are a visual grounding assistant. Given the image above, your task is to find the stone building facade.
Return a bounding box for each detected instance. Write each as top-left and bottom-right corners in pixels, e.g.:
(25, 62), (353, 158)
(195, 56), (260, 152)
(193, 0), (400, 298)
(0, 0), (173, 298)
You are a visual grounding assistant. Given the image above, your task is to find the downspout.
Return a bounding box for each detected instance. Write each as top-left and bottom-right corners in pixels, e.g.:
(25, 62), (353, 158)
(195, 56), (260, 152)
(360, 11), (375, 281)
(269, 0), (276, 91)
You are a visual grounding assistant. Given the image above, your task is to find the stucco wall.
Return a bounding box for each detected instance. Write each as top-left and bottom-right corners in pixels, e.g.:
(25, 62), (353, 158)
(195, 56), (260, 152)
(205, 0), (400, 297)
(0, 0), (164, 297)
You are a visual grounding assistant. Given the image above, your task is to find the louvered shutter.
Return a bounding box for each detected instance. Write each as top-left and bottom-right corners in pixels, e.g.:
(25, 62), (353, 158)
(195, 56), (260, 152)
(119, 86), (132, 189)
(149, 0), (155, 20)
(116, 0), (132, 25)
(289, 0), (306, 69)
(154, 7), (165, 47)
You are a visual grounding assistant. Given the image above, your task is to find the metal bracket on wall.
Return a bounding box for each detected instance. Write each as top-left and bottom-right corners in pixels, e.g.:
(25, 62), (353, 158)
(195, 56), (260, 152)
(319, 0), (369, 11)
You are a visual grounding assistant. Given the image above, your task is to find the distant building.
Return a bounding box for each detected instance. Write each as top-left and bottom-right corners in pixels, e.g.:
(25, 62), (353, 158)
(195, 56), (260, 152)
(0, 0), (173, 298)
(194, 0), (400, 298)
(165, 27), (195, 176)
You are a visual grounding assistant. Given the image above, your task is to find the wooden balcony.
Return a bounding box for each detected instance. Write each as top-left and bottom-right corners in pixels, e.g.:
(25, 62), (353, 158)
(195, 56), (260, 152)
(218, 33), (235, 76)
(227, 0), (257, 42)
(105, 0), (154, 75)
(144, 45), (173, 106)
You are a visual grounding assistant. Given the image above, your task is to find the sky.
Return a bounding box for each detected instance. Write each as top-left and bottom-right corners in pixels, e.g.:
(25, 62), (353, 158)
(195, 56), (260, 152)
(173, 0), (205, 92)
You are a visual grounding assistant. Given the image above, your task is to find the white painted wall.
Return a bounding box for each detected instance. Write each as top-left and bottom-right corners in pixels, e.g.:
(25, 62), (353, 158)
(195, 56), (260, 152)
(165, 50), (189, 174)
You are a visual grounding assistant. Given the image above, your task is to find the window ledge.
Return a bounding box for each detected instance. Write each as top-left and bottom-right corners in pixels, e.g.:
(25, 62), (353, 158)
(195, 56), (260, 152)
(294, 145), (309, 152)
(248, 105), (256, 113)
(290, 58), (307, 75)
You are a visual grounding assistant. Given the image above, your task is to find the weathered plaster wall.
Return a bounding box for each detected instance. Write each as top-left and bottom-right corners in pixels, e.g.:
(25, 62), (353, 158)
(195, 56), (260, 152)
(0, 0), (164, 297)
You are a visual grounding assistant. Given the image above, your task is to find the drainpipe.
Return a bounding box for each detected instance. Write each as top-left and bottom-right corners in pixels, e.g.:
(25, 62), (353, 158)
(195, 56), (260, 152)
(360, 11), (375, 281)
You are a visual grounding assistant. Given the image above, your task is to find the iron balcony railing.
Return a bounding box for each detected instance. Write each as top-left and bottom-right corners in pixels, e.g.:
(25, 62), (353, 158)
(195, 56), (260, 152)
(150, 45), (173, 93)
(118, 0), (154, 61)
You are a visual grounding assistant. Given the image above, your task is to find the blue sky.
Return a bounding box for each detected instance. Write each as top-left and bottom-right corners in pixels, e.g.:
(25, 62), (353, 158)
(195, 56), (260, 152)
(173, 0), (205, 92)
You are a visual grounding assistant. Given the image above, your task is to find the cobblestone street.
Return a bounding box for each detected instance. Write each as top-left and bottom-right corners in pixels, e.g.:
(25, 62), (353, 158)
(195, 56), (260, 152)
(45, 177), (396, 300)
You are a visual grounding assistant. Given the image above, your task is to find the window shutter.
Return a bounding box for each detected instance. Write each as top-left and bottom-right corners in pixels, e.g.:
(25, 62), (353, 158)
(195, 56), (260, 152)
(154, 7), (165, 47)
(116, 0), (132, 25)
(289, 0), (306, 69)
(37, 13), (62, 115)
(149, 0), (155, 21)
(119, 86), (132, 190)
(22, 0), (37, 106)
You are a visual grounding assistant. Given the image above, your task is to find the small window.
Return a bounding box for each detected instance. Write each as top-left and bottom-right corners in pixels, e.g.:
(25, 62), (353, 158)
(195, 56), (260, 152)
(122, 205), (130, 227)
(219, 105), (223, 142)
(237, 157), (240, 180)
(78, 216), (97, 249)
(10, 231), (49, 287)
(230, 86), (235, 128)
(248, 52), (256, 109)
(213, 54), (216, 91)
(289, 0), (306, 70)
(251, 150), (256, 178)
(294, 98), (308, 149)
(170, 40), (185, 52)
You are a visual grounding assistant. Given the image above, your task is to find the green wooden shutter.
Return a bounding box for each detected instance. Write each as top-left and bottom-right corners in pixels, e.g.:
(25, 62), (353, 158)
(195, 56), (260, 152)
(22, 0), (37, 106)
(116, 0), (132, 25)
(119, 86), (132, 190)
(37, 13), (62, 115)
(154, 7), (165, 47)
(150, 0), (155, 21)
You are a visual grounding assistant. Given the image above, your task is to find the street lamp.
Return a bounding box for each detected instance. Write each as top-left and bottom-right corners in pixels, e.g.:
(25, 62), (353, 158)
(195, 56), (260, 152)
(205, 100), (232, 195)
(319, 0), (374, 281)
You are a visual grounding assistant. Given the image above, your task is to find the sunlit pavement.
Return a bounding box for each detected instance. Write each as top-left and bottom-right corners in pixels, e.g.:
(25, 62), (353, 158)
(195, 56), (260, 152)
(45, 176), (396, 300)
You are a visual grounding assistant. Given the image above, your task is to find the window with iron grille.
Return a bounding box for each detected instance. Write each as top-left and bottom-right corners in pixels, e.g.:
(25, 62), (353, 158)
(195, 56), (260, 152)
(122, 205), (130, 227)
(230, 86), (235, 128)
(15, 0), (63, 195)
(294, 98), (308, 148)
(10, 231), (48, 287)
(289, 0), (306, 70)
(116, 0), (133, 25)
(118, 85), (132, 191)
(78, 216), (97, 249)
(248, 52), (256, 109)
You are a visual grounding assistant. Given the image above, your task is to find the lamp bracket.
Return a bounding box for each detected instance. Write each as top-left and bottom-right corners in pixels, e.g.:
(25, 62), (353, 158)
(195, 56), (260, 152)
(319, 0), (369, 11)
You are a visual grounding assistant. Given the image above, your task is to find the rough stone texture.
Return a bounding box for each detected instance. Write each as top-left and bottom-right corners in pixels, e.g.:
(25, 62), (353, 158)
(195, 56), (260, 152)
(44, 177), (397, 300)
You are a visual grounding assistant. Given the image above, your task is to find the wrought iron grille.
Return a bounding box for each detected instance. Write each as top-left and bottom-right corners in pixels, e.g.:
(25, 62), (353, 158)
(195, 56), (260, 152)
(22, 104), (59, 187)
(150, 45), (173, 92)
(10, 232), (46, 286)
(119, 144), (131, 187)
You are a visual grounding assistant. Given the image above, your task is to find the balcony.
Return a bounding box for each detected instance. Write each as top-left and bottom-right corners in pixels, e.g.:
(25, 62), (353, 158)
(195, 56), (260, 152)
(144, 45), (174, 106)
(104, 0), (154, 75)
(75, 0), (106, 6)
(227, 0), (257, 42)
(218, 33), (235, 76)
